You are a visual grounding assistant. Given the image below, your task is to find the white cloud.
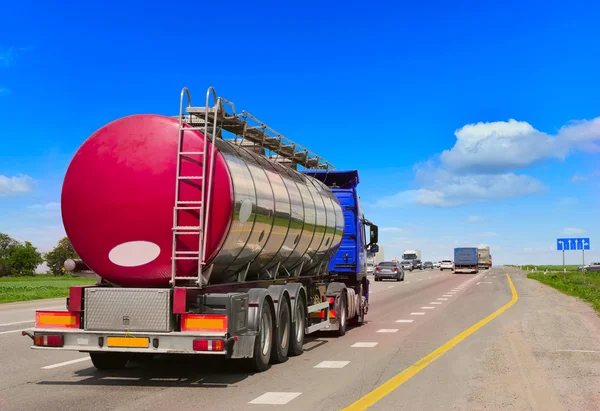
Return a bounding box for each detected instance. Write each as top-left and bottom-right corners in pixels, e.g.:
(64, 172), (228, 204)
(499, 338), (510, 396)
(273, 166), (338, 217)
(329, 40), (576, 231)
(0, 47), (14, 67)
(380, 227), (408, 233)
(475, 232), (497, 237)
(440, 117), (600, 173)
(561, 227), (585, 235)
(0, 174), (35, 196)
(571, 170), (600, 183)
(375, 167), (546, 208)
(467, 215), (484, 223)
(27, 202), (60, 210)
(558, 197), (578, 206)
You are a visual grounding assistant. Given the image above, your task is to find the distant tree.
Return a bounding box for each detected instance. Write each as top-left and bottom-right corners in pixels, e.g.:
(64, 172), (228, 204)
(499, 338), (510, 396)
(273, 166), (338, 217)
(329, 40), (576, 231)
(45, 237), (79, 275)
(7, 241), (43, 276)
(0, 233), (20, 277)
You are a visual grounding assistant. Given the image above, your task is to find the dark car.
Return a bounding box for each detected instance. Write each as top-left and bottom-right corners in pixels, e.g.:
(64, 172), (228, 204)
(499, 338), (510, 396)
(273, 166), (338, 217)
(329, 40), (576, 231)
(423, 261), (433, 269)
(401, 260), (413, 271)
(374, 261), (404, 282)
(412, 260), (423, 270)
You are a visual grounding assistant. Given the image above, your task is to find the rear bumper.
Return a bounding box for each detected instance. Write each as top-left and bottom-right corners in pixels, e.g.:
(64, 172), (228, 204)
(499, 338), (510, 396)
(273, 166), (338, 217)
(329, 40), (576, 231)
(28, 328), (255, 358)
(375, 273), (400, 278)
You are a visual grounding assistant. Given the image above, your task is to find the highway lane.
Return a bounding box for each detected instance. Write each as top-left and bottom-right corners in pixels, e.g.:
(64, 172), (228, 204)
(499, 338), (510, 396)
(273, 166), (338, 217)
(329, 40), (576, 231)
(1, 267), (599, 410)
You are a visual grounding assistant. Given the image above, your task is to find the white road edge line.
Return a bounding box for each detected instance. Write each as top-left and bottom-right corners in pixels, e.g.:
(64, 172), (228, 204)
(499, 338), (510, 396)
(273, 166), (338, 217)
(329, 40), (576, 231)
(0, 320), (35, 327)
(249, 392), (302, 405)
(42, 357), (91, 370)
(0, 328), (30, 335)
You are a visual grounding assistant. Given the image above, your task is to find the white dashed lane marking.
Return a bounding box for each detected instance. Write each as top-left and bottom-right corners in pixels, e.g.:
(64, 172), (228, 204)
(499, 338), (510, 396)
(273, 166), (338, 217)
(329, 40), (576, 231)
(377, 329), (399, 333)
(438, 298), (448, 300)
(430, 302), (442, 305)
(442, 295), (453, 297)
(351, 342), (379, 348)
(42, 357), (90, 370)
(410, 312), (426, 315)
(314, 361), (350, 369)
(249, 392), (302, 405)
(421, 306), (435, 310)
(395, 320), (414, 323)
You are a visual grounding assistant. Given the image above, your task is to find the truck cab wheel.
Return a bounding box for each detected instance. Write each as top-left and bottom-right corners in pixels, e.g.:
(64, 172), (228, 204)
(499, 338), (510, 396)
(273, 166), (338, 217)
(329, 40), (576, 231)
(289, 296), (306, 356)
(270, 297), (291, 364)
(249, 303), (273, 372)
(90, 352), (128, 370)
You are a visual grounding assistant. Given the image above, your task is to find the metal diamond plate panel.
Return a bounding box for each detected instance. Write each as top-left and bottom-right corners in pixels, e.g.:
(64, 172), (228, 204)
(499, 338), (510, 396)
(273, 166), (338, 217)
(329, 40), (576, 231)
(84, 288), (172, 332)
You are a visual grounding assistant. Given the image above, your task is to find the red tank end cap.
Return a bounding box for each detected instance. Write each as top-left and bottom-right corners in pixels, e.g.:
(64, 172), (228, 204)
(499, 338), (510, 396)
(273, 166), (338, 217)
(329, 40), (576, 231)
(61, 114), (233, 287)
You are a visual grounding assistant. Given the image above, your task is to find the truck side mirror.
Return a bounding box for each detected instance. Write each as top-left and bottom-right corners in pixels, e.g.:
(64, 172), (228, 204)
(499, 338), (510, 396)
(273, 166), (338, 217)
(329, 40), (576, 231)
(369, 225), (378, 246)
(369, 244), (379, 253)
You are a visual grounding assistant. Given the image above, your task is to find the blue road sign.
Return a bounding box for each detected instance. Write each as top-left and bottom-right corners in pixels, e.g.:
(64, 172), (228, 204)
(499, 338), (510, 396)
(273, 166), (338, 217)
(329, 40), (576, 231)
(557, 238), (590, 251)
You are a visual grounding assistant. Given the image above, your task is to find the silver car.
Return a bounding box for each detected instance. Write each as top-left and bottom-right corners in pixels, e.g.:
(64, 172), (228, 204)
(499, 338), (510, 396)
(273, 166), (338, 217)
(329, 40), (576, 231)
(374, 261), (405, 282)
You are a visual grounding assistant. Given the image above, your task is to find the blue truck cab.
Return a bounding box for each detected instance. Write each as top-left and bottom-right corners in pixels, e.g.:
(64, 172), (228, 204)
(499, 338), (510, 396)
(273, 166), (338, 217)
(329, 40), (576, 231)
(307, 170), (379, 280)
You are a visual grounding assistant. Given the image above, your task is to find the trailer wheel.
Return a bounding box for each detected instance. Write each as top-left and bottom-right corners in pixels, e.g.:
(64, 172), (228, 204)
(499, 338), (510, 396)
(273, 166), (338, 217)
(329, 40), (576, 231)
(337, 293), (347, 337)
(90, 352), (128, 370)
(249, 302), (273, 372)
(270, 296), (291, 364)
(289, 295), (305, 356)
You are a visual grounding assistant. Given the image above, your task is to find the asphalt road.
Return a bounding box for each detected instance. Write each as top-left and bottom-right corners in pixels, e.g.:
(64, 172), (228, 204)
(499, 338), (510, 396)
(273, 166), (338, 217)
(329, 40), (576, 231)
(1, 267), (599, 411)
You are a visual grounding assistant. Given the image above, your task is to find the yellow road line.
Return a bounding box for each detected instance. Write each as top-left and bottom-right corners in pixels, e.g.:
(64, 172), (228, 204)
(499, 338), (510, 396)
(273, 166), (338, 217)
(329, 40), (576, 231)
(342, 273), (519, 411)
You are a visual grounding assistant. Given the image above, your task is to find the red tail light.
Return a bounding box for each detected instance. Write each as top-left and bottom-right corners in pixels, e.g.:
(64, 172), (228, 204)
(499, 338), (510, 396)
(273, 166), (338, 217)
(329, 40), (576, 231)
(375, 267), (381, 271)
(34, 334), (64, 347)
(327, 297), (335, 305)
(193, 339), (224, 351)
(393, 268), (398, 272)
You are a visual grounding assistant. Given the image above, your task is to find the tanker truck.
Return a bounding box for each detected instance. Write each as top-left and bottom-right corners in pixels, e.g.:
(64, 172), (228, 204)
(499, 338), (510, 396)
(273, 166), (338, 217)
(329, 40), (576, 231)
(22, 86), (379, 373)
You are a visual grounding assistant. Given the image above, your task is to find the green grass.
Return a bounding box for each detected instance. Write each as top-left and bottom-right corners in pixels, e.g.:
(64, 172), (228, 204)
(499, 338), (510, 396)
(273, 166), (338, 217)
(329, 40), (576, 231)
(528, 271), (600, 314)
(0, 275), (96, 304)
(521, 264), (580, 272)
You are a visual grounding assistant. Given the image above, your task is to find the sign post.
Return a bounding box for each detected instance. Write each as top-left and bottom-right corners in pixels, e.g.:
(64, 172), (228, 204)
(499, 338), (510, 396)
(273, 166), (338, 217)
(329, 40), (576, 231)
(557, 237), (591, 281)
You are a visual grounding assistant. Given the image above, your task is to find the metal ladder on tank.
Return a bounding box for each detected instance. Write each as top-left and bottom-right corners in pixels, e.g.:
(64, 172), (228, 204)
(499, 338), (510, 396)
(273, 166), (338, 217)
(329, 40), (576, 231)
(170, 87), (220, 287)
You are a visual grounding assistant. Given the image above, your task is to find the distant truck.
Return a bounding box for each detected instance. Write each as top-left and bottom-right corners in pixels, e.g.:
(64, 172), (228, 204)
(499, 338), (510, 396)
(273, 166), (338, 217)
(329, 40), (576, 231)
(477, 245), (491, 269)
(402, 249), (421, 261)
(454, 248), (479, 274)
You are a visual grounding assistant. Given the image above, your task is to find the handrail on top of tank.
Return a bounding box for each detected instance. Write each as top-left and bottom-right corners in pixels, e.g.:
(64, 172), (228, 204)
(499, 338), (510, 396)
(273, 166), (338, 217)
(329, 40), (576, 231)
(235, 109), (335, 171)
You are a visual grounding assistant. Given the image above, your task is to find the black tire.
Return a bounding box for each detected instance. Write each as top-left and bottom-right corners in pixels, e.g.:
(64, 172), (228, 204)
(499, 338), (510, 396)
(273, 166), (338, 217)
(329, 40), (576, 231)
(270, 297), (291, 364)
(337, 293), (347, 337)
(350, 284), (365, 326)
(401, 273), (405, 281)
(90, 352), (128, 370)
(396, 274), (401, 282)
(289, 295), (305, 357)
(249, 302), (273, 372)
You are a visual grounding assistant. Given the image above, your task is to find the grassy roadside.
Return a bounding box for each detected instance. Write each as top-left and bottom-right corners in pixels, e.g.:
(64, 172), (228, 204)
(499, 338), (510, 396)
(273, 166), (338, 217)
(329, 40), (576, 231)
(0, 275), (97, 304)
(528, 271), (600, 314)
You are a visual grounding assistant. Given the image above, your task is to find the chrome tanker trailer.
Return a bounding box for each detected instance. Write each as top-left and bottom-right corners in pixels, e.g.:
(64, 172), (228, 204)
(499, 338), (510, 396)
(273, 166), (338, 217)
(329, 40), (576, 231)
(23, 86), (379, 372)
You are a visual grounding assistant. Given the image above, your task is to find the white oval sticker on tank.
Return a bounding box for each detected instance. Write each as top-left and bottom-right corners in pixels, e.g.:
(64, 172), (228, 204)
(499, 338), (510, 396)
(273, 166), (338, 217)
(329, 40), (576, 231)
(108, 241), (161, 267)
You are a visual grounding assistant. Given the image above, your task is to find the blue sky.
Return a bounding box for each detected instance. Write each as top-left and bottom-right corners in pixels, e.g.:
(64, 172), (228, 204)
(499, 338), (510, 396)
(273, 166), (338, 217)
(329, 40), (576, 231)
(1, 0), (599, 265)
